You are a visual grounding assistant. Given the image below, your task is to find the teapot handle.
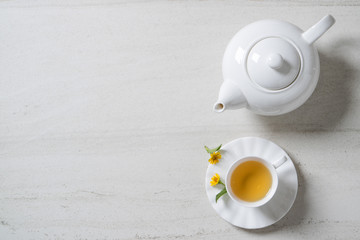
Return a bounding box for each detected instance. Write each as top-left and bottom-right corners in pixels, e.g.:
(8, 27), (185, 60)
(302, 15), (335, 45)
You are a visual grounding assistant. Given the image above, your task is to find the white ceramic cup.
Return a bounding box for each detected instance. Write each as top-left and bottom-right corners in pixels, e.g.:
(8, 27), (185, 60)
(225, 156), (287, 208)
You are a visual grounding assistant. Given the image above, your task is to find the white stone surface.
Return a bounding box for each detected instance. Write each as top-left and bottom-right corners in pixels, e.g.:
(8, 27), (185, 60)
(0, 0), (359, 239)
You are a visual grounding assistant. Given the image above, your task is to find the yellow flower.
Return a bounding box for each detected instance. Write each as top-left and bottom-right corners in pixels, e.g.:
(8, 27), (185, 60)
(210, 173), (220, 186)
(208, 151), (221, 164)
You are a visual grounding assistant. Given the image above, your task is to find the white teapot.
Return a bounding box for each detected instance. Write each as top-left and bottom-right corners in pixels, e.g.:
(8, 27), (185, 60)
(214, 15), (335, 115)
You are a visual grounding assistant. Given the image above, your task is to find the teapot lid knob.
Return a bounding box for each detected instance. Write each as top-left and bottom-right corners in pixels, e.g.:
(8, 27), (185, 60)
(267, 53), (283, 69)
(246, 37), (301, 91)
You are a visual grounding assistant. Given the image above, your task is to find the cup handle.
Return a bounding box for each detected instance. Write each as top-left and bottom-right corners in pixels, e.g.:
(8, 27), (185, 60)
(272, 156), (288, 169)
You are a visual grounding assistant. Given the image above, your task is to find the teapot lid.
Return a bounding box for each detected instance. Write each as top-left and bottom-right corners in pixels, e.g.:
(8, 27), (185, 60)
(246, 37), (301, 90)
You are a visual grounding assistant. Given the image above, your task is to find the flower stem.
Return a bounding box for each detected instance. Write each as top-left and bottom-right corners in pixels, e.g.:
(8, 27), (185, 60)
(218, 180), (225, 186)
(216, 187), (227, 203)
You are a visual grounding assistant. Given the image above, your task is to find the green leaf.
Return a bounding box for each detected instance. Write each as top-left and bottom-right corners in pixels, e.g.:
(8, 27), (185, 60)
(204, 144), (222, 154)
(215, 187), (227, 203)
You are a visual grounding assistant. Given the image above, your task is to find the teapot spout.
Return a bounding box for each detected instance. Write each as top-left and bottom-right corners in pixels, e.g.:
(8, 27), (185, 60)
(213, 80), (247, 113)
(302, 14), (335, 44)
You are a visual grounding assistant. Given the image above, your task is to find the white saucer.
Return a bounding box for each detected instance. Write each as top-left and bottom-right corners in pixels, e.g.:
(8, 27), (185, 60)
(205, 137), (298, 229)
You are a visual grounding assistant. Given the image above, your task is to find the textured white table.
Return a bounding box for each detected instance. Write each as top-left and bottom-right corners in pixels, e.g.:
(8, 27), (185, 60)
(0, 1), (359, 239)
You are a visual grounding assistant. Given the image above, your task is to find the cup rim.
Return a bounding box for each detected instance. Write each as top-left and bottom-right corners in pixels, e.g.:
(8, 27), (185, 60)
(225, 156), (279, 208)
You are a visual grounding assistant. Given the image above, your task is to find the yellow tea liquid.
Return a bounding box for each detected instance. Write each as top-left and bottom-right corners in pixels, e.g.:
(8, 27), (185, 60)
(230, 160), (272, 202)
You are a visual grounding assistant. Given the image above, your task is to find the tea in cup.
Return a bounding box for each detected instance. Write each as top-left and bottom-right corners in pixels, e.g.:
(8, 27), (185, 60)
(225, 156), (287, 207)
